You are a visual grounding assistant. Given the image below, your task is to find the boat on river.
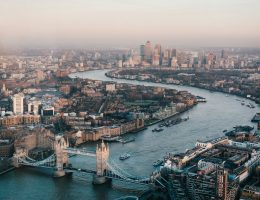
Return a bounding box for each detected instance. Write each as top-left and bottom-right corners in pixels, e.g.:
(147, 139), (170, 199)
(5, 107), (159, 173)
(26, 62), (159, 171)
(121, 137), (135, 144)
(196, 96), (207, 103)
(183, 116), (189, 121)
(152, 128), (164, 132)
(100, 135), (120, 142)
(119, 153), (131, 160)
(153, 160), (164, 167)
(247, 103), (255, 109)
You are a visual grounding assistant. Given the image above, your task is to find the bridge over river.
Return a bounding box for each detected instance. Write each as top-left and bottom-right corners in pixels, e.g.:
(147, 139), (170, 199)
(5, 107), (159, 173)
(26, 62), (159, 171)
(13, 135), (161, 186)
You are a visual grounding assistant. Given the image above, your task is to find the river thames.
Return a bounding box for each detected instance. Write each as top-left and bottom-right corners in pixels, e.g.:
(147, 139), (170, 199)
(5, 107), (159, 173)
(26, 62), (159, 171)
(0, 69), (259, 200)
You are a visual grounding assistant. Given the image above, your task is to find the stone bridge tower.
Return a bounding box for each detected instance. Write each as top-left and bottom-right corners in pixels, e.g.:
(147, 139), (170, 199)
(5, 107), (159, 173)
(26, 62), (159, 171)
(53, 136), (69, 177)
(93, 141), (109, 184)
(12, 148), (28, 168)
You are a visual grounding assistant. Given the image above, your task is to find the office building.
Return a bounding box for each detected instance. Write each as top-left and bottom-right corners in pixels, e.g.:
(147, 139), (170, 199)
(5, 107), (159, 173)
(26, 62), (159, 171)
(140, 45), (145, 61)
(144, 41), (153, 63)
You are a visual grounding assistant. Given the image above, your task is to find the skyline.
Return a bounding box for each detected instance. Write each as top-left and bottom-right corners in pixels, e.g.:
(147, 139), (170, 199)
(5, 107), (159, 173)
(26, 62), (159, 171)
(0, 0), (260, 48)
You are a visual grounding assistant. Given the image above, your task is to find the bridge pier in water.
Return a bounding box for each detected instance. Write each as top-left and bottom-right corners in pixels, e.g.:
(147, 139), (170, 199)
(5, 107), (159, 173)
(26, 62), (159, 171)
(53, 136), (69, 178)
(12, 148), (27, 168)
(93, 140), (110, 184)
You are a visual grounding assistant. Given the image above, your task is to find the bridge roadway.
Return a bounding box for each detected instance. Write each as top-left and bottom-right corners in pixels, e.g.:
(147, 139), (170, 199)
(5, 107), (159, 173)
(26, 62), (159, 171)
(65, 167), (151, 185)
(65, 167), (96, 174)
(64, 148), (96, 157)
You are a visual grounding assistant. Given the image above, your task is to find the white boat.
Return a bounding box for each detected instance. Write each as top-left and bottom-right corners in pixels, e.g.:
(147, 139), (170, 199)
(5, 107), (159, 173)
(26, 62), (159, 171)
(100, 135), (120, 142)
(119, 153), (131, 160)
(121, 137), (135, 144)
(152, 128), (164, 132)
(196, 96), (207, 102)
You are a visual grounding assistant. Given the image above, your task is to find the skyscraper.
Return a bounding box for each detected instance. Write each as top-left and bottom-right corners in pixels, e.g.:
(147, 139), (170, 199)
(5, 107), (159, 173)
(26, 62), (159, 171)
(144, 41), (153, 63)
(153, 44), (162, 66)
(12, 93), (24, 115)
(154, 44), (162, 56)
(172, 49), (177, 57)
(163, 48), (172, 59)
(140, 45), (145, 61)
(216, 167), (228, 199)
(221, 49), (227, 59)
(152, 54), (160, 66)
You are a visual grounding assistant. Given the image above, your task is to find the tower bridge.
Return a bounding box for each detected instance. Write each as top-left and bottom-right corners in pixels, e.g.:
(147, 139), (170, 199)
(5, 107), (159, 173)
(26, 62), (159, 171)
(12, 135), (163, 186)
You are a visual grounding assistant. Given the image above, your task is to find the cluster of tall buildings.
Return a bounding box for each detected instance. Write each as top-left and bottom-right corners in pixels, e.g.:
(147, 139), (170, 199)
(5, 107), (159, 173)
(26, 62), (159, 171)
(137, 41), (255, 69)
(140, 41), (177, 68)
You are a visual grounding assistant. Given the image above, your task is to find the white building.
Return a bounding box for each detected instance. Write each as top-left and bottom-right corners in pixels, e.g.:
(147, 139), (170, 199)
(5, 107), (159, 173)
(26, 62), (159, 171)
(12, 93), (24, 114)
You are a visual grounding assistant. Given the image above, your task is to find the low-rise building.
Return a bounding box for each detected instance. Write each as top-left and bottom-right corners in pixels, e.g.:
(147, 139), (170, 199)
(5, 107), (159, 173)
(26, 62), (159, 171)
(105, 83), (116, 92)
(0, 114), (40, 126)
(0, 139), (14, 157)
(241, 185), (260, 200)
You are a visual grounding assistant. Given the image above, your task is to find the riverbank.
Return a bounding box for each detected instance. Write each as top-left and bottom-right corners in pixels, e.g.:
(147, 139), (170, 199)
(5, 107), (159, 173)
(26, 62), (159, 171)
(105, 70), (260, 105)
(74, 108), (192, 147)
(146, 107), (191, 126)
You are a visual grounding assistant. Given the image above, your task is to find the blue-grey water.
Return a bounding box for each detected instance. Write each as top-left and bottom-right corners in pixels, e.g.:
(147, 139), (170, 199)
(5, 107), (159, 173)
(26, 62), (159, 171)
(1, 69), (259, 200)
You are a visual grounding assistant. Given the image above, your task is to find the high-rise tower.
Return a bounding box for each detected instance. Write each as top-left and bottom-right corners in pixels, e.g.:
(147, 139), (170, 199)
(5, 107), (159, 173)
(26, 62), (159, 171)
(12, 93), (24, 115)
(140, 45), (145, 61)
(216, 167), (228, 200)
(144, 41), (153, 63)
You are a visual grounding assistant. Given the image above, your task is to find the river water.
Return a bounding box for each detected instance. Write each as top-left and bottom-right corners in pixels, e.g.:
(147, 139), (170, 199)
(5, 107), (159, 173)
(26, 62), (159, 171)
(1, 69), (259, 200)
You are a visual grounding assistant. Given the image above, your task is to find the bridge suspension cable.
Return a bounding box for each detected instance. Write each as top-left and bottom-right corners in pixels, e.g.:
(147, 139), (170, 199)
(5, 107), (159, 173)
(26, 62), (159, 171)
(108, 159), (137, 179)
(18, 154), (56, 168)
(106, 160), (151, 184)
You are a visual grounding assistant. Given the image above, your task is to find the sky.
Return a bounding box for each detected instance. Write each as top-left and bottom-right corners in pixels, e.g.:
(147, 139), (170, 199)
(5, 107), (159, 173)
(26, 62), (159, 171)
(0, 0), (260, 48)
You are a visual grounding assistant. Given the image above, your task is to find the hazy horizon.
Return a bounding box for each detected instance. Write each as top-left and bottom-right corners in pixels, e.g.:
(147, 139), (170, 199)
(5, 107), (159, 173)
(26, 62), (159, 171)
(1, 0), (260, 48)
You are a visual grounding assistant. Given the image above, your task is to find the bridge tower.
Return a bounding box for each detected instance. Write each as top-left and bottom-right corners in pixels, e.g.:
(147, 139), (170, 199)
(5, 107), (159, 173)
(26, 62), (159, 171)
(93, 140), (110, 184)
(12, 147), (28, 168)
(53, 136), (69, 177)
